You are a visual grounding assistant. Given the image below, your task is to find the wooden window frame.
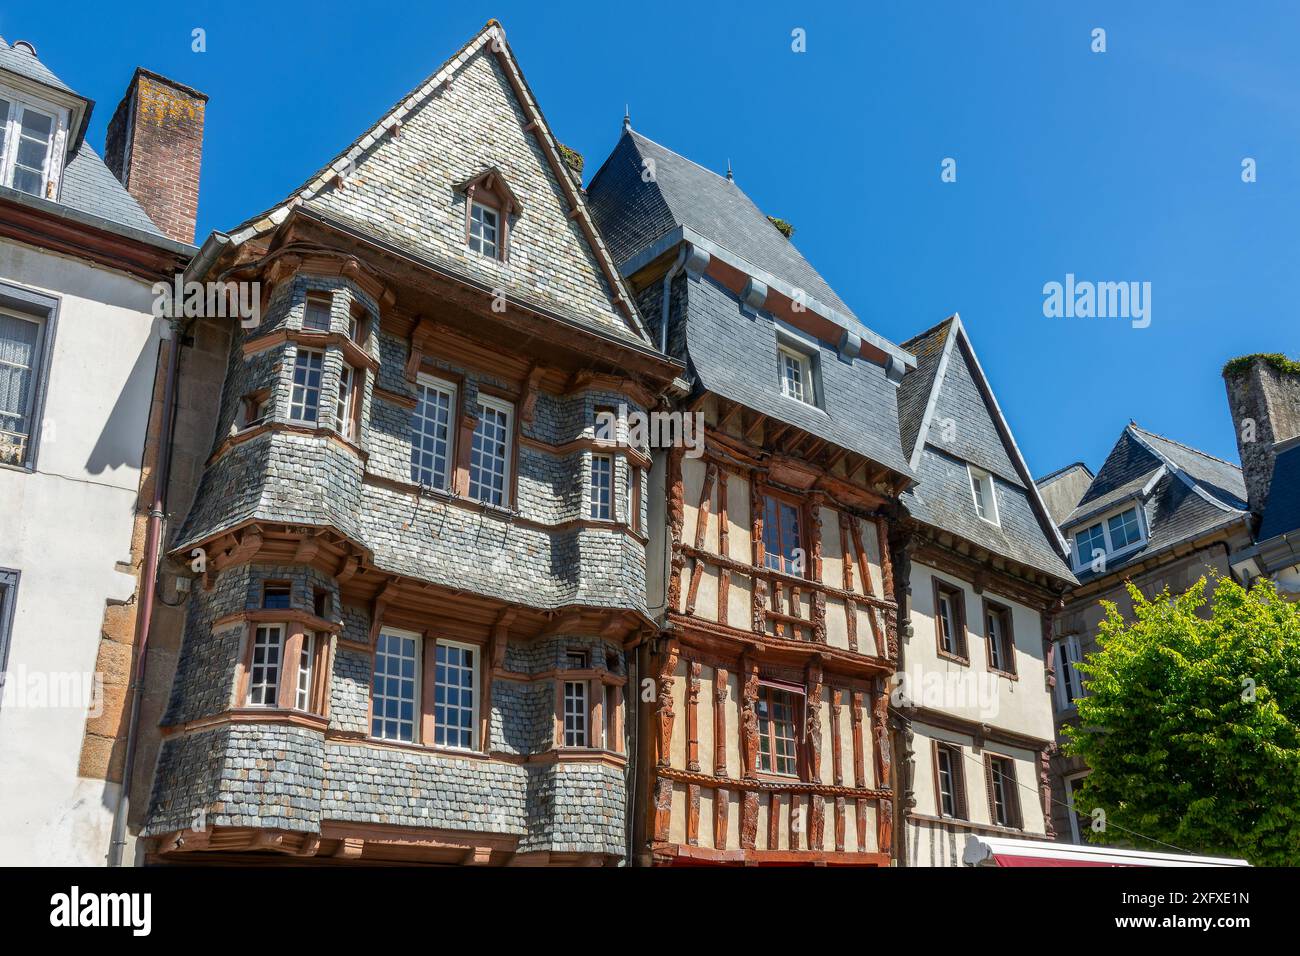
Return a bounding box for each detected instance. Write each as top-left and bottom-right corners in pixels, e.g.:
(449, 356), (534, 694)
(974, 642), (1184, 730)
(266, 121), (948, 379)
(1064, 772), (1089, 844)
(589, 453), (613, 521)
(241, 388), (273, 429)
(983, 598), (1017, 678)
(410, 373), (457, 491)
(626, 457), (641, 533)
(288, 347), (324, 423)
(468, 393), (515, 507)
(261, 581), (292, 610)
(756, 682), (804, 780)
(761, 490), (805, 577)
(563, 678), (589, 747)
(371, 627), (422, 744)
(968, 465), (999, 526)
(984, 752), (1023, 830)
(933, 578), (969, 664)
(301, 292), (333, 332)
(426, 638), (480, 751)
(932, 740), (968, 820)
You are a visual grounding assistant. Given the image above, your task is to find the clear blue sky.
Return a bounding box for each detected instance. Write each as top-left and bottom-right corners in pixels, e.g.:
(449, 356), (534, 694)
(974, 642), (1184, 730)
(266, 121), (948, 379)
(4, 1), (1296, 477)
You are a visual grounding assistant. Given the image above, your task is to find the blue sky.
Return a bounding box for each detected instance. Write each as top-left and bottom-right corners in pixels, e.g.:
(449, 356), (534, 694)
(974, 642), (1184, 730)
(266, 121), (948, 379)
(4, 1), (1296, 477)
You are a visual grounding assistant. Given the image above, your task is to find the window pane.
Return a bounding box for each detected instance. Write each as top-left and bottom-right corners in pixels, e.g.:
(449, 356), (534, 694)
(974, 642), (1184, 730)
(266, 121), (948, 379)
(469, 203), (499, 257)
(0, 98), (9, 165)
(0, 311), (41, 461)
(302, 296), (331, 331)
(1107, 508), (1141, 549)
(372, 633), (418, 742)
(1075, 524), (1106, 565)
(762, 496), (802, 575)
(247, 626), (284, 706)
(590, 455), (612, 520)
(296, 633), (315, 710)
(12, 106), (54, 196)
(410, 381), (454, 489)
(289, 349), (323, 422)
(564, 680), (588, 747)
(434, 642), (476, 749)
(469, 400), (511, 505)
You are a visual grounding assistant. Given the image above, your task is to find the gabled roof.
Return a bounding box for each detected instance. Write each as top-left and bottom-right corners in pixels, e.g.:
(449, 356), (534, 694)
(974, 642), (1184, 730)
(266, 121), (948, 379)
(1062, 422), (1250, 581)
(587, 127), (857, 325)
(214, 20), (651, 348)
(0, 36), (168, 242)
(896, 315), (1074, 581)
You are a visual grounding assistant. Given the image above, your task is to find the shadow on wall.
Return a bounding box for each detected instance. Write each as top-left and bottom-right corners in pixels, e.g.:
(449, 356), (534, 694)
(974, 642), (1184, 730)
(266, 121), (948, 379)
(85, 331), (162, 476)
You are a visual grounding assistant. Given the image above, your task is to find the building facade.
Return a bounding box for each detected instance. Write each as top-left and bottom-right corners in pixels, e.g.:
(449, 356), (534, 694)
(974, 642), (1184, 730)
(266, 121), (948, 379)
(1042, 422), (1253, 842)
(0, 37), (201, 864)
(133, 22), (680, 865)
(589, 125), (919, 865)
(889, 316), (1075, 866)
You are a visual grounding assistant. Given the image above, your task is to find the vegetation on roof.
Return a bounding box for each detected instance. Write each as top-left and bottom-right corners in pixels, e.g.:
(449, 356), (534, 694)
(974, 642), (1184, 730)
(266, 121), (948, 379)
(557, 143), (584, 176)
(766, 215), (794, 239)
(1222, 352), (1300, 378)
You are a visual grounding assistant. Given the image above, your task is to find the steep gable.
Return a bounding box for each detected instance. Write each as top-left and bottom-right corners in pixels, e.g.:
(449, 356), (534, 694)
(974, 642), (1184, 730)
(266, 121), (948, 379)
(223, 21), (649, 347)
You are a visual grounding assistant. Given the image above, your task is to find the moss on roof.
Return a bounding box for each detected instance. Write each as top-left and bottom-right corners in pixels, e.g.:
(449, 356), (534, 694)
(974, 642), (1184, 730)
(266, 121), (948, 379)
(1223, 353), (1300, 378)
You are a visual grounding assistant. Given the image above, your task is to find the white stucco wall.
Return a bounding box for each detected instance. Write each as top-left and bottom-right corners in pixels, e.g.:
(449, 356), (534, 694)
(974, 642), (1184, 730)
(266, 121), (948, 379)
(0, 239), (163, 865)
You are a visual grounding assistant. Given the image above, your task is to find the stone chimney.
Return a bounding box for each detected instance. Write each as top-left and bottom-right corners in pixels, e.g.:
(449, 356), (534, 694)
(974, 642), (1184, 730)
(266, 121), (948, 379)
(1224, 354), (1300, 521)
(104, 68), (207, 244)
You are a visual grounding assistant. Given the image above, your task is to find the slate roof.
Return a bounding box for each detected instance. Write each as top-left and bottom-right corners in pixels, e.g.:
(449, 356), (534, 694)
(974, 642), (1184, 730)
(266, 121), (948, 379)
(0, 36), (167, 241)
(1062, 423), (1250, 582)
(587, 128), (858, 323)
(895, 316), (1074, 582)
(1258, 440), (1300, 541)
(683, 272), (914, 477)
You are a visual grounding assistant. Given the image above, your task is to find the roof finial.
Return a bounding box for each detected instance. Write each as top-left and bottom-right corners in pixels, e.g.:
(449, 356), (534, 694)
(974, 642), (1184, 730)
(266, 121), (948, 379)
(623, 105), (631, 132)
(726, 158), (734, 182)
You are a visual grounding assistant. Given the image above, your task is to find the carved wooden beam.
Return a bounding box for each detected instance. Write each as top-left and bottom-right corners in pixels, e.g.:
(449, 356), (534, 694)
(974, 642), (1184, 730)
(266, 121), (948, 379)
(666, 445), (686, 613)
(717, 475), (731, 626)
(686, 659), (702, 772)
(684, 463), (717, 616)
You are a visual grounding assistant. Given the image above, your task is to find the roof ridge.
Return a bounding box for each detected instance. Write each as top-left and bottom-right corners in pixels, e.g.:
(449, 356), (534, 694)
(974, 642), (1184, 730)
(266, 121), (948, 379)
(901, 314), (957, 350)
(1035, 460), (1093, 486)
(1129, 423), (1241, 471)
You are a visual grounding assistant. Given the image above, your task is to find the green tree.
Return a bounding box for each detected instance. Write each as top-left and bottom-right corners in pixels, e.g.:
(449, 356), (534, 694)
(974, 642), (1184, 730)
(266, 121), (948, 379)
(1064, 575), (1300, 865)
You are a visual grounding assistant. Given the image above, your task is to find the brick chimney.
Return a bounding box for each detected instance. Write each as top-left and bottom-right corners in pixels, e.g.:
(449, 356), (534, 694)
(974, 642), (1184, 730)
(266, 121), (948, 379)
(104, 68), (207, 244)
(1224, 354), (1300, 521)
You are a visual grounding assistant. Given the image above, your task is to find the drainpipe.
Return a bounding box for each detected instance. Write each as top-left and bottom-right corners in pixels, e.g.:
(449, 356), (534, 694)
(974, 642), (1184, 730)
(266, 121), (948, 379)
(107, 320), (183, 866)
(659, 245), (688, 354)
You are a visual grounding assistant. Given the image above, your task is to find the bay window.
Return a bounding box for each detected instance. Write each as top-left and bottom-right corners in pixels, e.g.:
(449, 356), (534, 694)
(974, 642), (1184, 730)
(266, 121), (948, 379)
(589, 454), (612, 521)
(246, 625), (284, 707)
(288, 348), (324, 423)
(370, 629), (482, 749)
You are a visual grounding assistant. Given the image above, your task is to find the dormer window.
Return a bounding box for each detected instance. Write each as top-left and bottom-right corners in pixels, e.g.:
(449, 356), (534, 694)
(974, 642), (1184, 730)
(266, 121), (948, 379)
(0, 90), (63, 198)
(968, 466), (999, 525)
(458, 167), (522, 263)
(1071, 505), (1146, 570)
(778, 345), (813, 404)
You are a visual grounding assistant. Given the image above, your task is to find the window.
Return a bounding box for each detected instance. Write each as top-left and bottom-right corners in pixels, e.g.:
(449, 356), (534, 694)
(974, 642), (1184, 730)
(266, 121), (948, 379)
(934, 580), (968, 661)
(469, 396), (512, 506)
(934, 742), (967, 819)
(410, 376), (456, 490)
(602, 683), (618, 750)
(762, 495), (803, 575)
(0, 568), (19, 688)
(985, 755), (1022, 829)
(347, 306), (368, 345)
(1055, 634), (1085, 710)
(333, 363), (357, 439)
(0, 309), (47, 467)
(564, 679), (588, 747)
(433, 641), (477, 750)
(0, 94), (60, 196)
(757, 685), (801, 776)
(626, 460), (641, 532)
(1107, 507), (1142, 550)
(312, 588), (331, 620)
(372, 630), (419, 742)
(778, 345), (812, 403)
(295, 632), (316, 711)
(302, 294), (332, 332)
(968, 467), (999, 525)
(241, 391), (271, 429)
(262, 583), (292, 610)
(984, 600), (1016, 676)
(1064, 773), (1089, 843)
(469, 202), (499, 259)
(288, 348), (324, 423)
(1073, 506), (1145, 570)
(590, 454), (612, 520)
(246, 625), (284, 707)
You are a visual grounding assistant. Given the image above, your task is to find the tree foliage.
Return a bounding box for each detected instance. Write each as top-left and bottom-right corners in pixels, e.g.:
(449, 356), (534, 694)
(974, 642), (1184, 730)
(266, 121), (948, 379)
(1064, 575), (1300, 865)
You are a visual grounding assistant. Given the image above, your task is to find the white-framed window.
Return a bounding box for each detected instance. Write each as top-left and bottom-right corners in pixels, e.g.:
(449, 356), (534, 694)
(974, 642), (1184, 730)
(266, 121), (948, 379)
(410, 375), (456, 489)
(968, 466), (999, 525)
(778, 345), (813, 404)
(0, 91), (63, 197)
(246, 625), (285, 707)
(564, 679), (588, 747)
(295, 632), (316, 711)
(469, 395), (512, 506)
(372, 629), (420, 743)
(590, 454), (612, 520)
(1072, 505), (1146, 570)
(1064, 772), (1089, 844)
(334, 363), (356, 438)
(433, 640), (478, 750)
(302, 293), (332, 332)
(0, 308), (47, 466)
(469, 201), (499, 259)
(1055, 634), (1085, 710)
(288, 348), (324, 423)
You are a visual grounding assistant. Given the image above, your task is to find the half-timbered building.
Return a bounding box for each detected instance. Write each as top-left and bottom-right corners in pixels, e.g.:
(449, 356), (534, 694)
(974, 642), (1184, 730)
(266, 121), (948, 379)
(588, 124), (917, 865)
(890, 315), (1075, 865)
(135, 21), (680, 865)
